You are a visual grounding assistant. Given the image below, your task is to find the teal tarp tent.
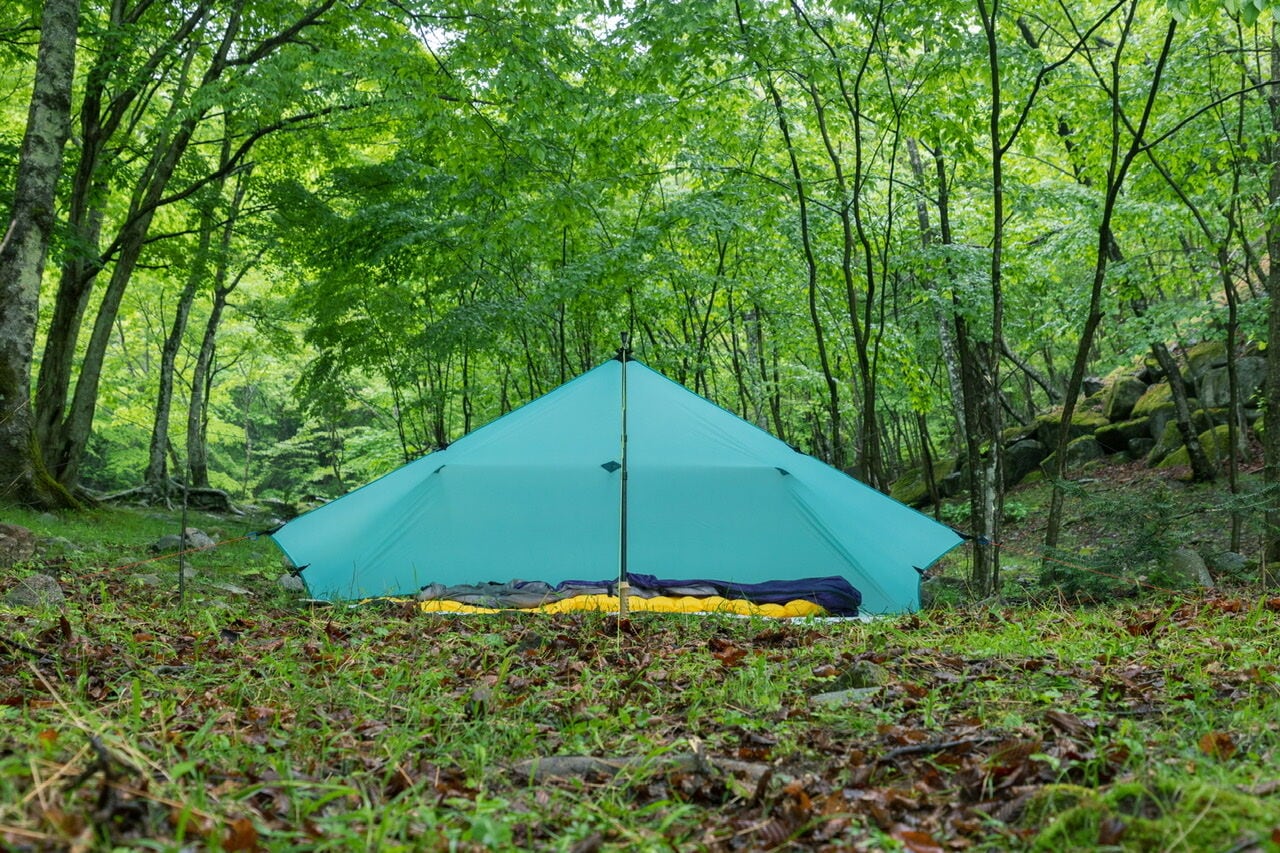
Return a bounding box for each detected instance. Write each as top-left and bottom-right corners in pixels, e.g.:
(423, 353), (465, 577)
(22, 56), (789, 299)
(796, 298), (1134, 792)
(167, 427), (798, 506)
(270, 358), (961, 613)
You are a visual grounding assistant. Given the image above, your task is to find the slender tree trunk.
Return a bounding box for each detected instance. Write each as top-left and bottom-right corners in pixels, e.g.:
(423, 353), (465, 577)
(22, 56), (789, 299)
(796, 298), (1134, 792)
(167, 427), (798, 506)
(187, 284), (229, 489)
(0, 0), (80, 508)
(735, 0), (841, 465)
(969, 0), (1009, 599)
(145, 213), (213, 497)
(1263, 25), (1280, 568)
(796, 7), (885, 484)
(1043, 15), (1178, 554)
(186, 168), (250, 488)
(1150, 342), (1216, 481)
(764, 80), (842, 466)
(908, 140), (967, 442)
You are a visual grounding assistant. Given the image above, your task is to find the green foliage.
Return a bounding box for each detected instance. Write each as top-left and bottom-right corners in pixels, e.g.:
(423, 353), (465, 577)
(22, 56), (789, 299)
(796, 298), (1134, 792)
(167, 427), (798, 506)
(1040, 480), (1186, 600)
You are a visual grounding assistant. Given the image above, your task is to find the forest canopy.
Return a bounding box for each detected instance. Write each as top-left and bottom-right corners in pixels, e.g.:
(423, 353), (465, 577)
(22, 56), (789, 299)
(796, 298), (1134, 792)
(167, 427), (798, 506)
(2, 0), (1279, 595)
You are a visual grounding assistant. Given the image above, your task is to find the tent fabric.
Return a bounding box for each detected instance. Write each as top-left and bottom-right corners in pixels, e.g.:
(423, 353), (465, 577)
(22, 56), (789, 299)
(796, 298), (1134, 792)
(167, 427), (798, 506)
(270, 358), (961, 613)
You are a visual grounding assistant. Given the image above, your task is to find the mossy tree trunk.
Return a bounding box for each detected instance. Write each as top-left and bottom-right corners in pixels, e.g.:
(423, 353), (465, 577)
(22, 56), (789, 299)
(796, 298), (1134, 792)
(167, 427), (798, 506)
(0, 0), (80, 510)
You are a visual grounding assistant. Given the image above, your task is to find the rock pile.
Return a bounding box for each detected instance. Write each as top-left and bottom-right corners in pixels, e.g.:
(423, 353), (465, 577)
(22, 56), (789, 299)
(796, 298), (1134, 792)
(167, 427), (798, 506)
(891, 341), (1266, 507)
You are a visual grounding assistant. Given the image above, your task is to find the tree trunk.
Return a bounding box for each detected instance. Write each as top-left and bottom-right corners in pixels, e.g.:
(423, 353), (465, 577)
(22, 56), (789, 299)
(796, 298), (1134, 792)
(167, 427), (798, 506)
(145, 213), (213, 497)
(796, 11), (886, 486)
(187, 161), (252, 488)
(34, 2), (214, 472)
(970, 0), (1007, 599)
(764, 79), (841, 465)
(187, 284), (229, 489)
(1042, 15), (1177, 556)
(907, 138), (967, 443)
(0, 0), (80, 509)
(1150, 342), (1216, 482)
(1264, 24), (1280, 567)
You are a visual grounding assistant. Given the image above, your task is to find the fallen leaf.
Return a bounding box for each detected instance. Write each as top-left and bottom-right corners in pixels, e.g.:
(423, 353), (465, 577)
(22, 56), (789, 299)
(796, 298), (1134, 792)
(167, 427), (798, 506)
(224, 817), (259, 852)
(1198, 731), (1237, 760)
(1098, 816), (1128, 845)
(1125, 616), (1159, 637)
(1045, 710), (1089, 738)
(890, 826), (946, 853)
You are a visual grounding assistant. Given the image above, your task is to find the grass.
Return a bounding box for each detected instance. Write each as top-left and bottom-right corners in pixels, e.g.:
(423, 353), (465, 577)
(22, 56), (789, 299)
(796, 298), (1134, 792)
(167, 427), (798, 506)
(2, 504), (1279, 850)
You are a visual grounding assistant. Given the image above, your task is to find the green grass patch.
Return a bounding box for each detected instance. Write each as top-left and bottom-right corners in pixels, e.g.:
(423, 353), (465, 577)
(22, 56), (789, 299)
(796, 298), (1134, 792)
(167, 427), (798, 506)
(2, 507), (1279, 850)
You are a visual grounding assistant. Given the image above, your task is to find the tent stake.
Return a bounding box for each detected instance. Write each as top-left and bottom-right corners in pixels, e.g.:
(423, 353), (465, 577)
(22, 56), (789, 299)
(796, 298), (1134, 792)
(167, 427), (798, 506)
(618, 331), (630, 618)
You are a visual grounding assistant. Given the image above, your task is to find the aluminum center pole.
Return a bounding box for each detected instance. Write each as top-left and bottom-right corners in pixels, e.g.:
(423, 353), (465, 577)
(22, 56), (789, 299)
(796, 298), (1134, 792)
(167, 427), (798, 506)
(618, 332), (630, 617)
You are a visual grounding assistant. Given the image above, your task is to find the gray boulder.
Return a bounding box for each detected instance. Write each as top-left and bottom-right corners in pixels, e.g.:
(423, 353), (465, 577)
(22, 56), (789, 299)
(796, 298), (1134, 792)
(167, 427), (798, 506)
(1197, 357), (1267, 408)
(1164, 548), (1214, 588)
(1065, 436), (1106, 467)
(150, 527), (217, 553)
(1003, 439), (1048, 488)
(811, 687), (882, 706)
(5, 574), (65, 607)
(1207, 551), (1247, 578)
(1044, 436), (1106, 472)
(1127, 437), (1155, 460)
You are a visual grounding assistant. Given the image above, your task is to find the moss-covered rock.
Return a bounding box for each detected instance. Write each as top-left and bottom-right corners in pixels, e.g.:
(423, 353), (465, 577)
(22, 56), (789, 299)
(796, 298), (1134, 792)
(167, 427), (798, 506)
(1001, 423), (1036, 446)
(1131, 382), (1173, 418)
(1103, 376), (1148, 422)
(1028, 780), (1280, 852)
(1033, 409), (1110, 450)
(1147, 412), (1224, 466)
(1154, 423), (1234, 471)
(1094, 418), (1152, 454)
(889, 458), (956, 508)
(1004, 439), (1049, 488)
(1185, 339), (1228, 383)
(1042, 436), (1106, 473)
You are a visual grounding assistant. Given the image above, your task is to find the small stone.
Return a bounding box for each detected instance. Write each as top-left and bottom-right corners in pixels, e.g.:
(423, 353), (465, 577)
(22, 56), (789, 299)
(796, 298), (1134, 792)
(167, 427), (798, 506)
(210, 582), (252, 596)
(811, 687), (883, 706)
(836, 660), (892, 689)
(278, 573), (306, 593)
(150, 527), (216, 553)
(4, 574), (65, 607)
(130, 573), (163, 587)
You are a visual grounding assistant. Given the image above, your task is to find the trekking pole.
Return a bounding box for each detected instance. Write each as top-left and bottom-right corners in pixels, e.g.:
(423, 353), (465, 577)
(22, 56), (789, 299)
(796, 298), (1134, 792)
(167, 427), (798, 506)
(618, 331), (630, 618)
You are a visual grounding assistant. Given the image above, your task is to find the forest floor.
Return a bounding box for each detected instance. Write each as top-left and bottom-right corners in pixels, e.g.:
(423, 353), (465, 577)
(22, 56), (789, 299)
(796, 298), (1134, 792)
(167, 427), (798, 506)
(1, 461), (1279, 851)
